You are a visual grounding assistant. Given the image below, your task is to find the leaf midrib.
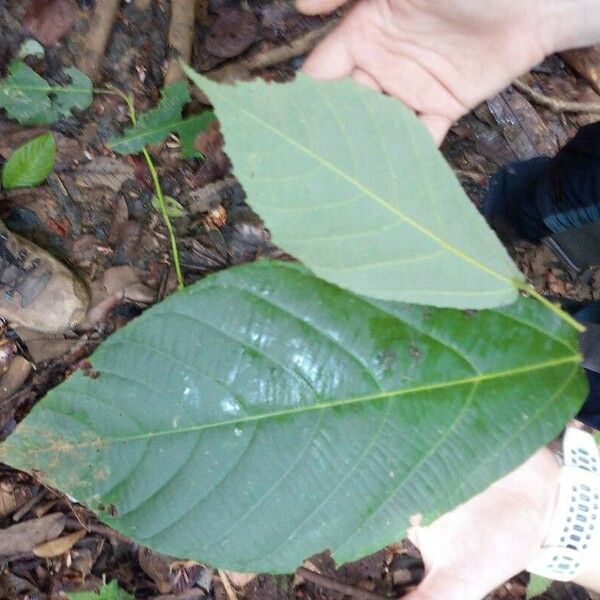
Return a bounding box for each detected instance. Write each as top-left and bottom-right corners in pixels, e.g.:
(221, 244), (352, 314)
(0, 84), (92, 94)
(201, 76), (519, 290)
(39, 353), (580, 452)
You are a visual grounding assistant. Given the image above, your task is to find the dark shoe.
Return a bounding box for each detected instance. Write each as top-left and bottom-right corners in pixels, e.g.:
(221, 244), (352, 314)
(482, 157), (552, 242)
(0, 220), (88, 332)
(482, 121), (600, 243)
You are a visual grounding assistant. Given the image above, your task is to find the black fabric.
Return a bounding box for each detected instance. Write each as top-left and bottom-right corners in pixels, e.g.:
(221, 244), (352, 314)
(537, 121), (600, 235)
(545, 221), (600, 273)
(483, 121), (600, 243)
(482, 122), (600, 428)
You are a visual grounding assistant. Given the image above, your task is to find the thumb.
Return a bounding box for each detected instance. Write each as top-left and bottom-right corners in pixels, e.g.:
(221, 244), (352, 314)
(295, 0), (347, 15)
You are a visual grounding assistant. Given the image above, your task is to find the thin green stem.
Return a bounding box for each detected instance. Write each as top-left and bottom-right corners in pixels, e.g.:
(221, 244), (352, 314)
(142, 146), (184, 289)
(515, 280), (586, 333)
(107, 88), (184, 290)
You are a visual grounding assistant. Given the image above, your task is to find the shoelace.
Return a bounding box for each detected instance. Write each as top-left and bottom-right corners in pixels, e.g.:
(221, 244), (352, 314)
(0, 232), (40, 301)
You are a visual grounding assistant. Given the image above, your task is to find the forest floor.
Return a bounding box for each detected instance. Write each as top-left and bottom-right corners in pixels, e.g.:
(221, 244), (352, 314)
(0, 1), (599, 599)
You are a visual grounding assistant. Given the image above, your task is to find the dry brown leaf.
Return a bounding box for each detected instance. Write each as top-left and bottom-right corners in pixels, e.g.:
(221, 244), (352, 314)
(222, 571), (256, 589)
(24, 0), (76, 46)
(0, 482), (32, 519)
(0, 513), (65, 556)
(138, 546), (172, 594)
(33, 529), (85, 558)
(0, 356), (32, 402)
(74, 157), (136, 192)
(561, 46), (600, 95)
(204, 8), (258, 59)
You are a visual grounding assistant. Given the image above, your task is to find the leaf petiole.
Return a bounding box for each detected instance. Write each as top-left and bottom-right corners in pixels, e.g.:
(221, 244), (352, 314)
(515, 280), (586, 333)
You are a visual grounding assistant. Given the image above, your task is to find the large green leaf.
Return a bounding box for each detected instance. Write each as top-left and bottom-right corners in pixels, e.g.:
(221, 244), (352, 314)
(109, 81), (216, 158)
(183, 67), (522, 309)
(2, 132), (56, 189)
(0, 261), (585, 573)
(0, 61), (92, 125)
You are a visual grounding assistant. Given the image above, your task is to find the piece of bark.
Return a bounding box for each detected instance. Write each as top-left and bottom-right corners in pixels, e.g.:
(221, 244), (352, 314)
(487, 92), (541, 160)
(0, 513), (65, 556)
(165, 0), (196, 85)
(76, 0), (120, 82)
(501, 87), (559, 156)
(24, 0), (76, 46)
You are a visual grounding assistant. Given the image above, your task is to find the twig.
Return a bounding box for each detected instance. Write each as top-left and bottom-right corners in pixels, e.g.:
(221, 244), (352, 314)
(77, 0), (120, 82)
(165, 0), (196, 85)
(297, 567), (392, 600)
(217, 569), (239, 600)
(513, 79), (600, 114)
(208, 20), (339, 84)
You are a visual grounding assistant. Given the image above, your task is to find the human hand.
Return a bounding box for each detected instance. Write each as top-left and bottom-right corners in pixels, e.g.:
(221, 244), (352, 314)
(402, 448), (560, 600)
(296, 0), (599, 144)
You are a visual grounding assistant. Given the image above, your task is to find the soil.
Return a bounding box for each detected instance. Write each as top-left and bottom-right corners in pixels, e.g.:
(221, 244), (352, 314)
(0, 1), (599, 599)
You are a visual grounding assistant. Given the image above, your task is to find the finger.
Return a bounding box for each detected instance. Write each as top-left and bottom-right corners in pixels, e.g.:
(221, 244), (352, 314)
(295, 0), (347, 15)
(302, 23), (355, 80)
(419, 113), (453, 146)
(352, 68), (382, 92)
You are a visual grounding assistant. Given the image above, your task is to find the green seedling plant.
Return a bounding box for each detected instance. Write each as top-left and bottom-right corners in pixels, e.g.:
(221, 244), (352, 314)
(1, 132), (56, 189)
(0, 62), (589, 575)
(0, 60), (214, 289)
(67, 580), (134, 600)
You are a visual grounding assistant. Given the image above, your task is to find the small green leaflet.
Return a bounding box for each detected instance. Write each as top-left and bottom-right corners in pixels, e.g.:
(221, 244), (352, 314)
(2, 132), (56, 189)
(183, 66), (523, 310)
(67, 581), (133, 600)
(0, 61), (92, 125)
(526, 575), (552, 599)
(152, 194), (185, 217)
(109, 81), (216, 158)
(0, 261), (585, 573)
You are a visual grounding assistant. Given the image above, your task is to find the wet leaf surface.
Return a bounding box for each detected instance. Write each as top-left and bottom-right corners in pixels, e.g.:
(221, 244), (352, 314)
(1, 261), (586, 573)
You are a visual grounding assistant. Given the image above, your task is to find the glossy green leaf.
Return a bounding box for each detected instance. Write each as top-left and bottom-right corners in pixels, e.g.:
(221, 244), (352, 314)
(2, 132), (56, 189)
(0, 61), (92, 125)
(183, 66), (522, 309)
(0, 261), (585, 573)
(109, 81), (216, 158)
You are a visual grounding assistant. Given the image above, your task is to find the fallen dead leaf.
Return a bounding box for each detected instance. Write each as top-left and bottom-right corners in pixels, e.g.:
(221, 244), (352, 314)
(0, 513), (65, 556)
(0, 356), (32, 401)
(24, 0), (76, 46)
(138, 546), (172, 594)
(33, 528), (85, 558)
(0, 482), (32, 519)
(562, 46), (600, 95)
(204, 8), (258, 59)
(222, 571), (256, 589)
(74, 157), (136, 192)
